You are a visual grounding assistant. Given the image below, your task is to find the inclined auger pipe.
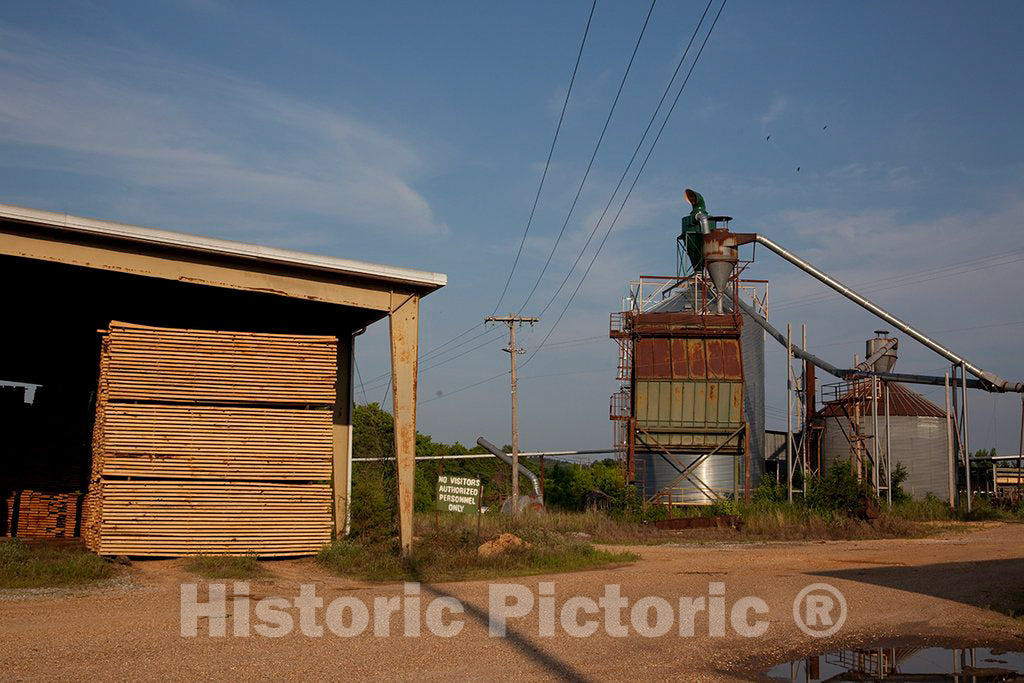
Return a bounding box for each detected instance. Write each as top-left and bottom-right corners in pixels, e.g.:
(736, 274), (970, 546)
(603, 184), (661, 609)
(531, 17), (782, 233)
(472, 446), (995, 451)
(735, 297), (844, 376)
(736, 298), (989, 390)
(753, 234), (1024, 393)
(476, 437), (542, 499)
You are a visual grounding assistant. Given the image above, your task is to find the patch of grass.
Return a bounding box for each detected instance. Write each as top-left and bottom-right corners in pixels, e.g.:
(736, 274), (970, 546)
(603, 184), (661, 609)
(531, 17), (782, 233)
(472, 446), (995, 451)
(183, 554), (270, 580)
(436, 509), (694, 545)
(891, 494), (955, 521)
(318, 522), (637, 583)
(428, 505), (933, 548)
(736, 502), (922, 541)
(893, 493), (1024, 523)
(0, 539), (114, 589)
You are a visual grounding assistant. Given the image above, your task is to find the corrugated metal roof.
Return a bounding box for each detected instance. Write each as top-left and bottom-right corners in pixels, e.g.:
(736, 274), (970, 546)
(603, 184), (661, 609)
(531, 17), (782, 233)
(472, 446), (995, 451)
(819, 381), (945, 418)
(0, 203), (447, 289)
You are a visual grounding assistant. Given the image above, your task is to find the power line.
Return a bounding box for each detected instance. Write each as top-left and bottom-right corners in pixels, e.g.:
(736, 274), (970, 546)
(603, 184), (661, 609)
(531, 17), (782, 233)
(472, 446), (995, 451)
(803, 319), (1024, 352)
(422, 364), (618, 407)
(770, 248), (1024, 312)
(533, 0), (716, 324)
(421, 371), (510, 405)
(359, 325), (503, 388)
(360, 332), (506, 394)
(491, 0), (598, 315)
(368, 332), (607, 397)
(417, 322), (487, 360)
(530, 334), (607, 351)
(526, 0), (728, 366)
(772, 255), (1024, 313)
(354, 357), (367, 405)
(519, 367), (611, 381)
(518, 0), (658, 313)
(373, 0), (600, 389)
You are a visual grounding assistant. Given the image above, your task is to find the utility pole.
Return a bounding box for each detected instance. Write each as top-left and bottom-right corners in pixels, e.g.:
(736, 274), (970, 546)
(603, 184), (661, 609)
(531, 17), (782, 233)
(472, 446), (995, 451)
(485, 315), (539, 515)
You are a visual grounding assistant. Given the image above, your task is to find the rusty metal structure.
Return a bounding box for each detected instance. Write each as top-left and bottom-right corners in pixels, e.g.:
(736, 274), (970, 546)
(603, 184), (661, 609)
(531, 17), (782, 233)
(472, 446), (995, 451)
(616, 187), (1024, 506)
(610, 268), (766, 505)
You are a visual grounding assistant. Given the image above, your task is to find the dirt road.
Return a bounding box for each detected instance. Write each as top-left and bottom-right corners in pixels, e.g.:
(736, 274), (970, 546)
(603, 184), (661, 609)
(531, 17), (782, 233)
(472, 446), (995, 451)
(2, 523), (1022, 681)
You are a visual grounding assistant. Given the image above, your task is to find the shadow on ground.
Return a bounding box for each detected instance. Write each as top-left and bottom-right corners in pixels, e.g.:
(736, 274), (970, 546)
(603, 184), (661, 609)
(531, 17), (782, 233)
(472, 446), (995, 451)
(812, 558), (1024, 618)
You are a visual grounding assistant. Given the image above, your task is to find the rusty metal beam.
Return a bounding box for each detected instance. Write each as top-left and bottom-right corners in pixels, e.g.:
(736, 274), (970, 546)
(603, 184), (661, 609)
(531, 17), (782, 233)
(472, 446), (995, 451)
(390, 293), (420, 556)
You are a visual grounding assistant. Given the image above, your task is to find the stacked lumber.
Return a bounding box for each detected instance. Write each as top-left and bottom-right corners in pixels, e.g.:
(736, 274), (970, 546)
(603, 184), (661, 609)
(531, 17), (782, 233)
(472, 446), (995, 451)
(104, 322), (336, 404)
(2, 493), (12, 537)
(92, 482), (332, 556)
(84, 321), (337, 557)
(99, 404), (332, 480)
(4, 491), (81, 538)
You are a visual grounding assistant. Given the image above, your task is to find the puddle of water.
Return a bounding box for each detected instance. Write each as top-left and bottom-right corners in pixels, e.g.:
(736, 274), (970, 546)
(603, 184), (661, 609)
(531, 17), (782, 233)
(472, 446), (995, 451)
(767, 646), (1024, 681)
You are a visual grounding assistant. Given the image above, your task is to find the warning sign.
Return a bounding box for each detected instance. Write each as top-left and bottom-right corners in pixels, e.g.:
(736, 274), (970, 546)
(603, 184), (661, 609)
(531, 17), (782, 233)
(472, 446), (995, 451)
(436, 475), (481, 514)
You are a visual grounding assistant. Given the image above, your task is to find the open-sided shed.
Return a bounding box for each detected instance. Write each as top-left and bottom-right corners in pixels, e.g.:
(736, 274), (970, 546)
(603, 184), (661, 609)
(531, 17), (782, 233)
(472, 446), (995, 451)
(0, 203), (445, 554)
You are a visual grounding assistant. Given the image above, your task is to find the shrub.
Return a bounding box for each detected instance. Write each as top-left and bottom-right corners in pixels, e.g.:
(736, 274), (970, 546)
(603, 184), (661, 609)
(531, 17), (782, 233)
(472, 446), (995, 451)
(348, 462), (397, 541)
(804, 461), (873, 516)
(708, 498), (740, 517)
(752, 474), (786, 504)
(890, 462), (912, 505)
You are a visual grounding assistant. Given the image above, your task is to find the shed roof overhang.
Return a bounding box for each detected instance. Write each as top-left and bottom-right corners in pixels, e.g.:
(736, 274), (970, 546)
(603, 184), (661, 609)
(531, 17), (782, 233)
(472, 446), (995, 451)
(0, 203), (446, 319)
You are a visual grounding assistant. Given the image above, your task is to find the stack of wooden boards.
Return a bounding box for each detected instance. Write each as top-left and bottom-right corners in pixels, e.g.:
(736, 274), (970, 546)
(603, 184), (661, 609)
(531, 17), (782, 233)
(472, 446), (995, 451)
(1, 384), (91, 538)
(4, 490), (81, 538)
(83, 321), (337, 557)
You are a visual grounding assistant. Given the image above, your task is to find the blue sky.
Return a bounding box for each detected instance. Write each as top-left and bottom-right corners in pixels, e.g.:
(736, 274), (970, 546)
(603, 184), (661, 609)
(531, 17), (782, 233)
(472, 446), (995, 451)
(2, 1), (1023, 454)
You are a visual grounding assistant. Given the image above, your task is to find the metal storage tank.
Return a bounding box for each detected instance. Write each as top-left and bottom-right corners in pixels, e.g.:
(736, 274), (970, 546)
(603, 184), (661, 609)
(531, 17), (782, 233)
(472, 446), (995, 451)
(820, 382), (947, 499)
(613, 280), (765, 504)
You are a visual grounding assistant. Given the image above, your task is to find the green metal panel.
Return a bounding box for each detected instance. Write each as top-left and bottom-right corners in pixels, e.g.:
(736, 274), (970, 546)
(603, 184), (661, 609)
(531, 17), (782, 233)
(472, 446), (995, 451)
(635, 378), (744, 453)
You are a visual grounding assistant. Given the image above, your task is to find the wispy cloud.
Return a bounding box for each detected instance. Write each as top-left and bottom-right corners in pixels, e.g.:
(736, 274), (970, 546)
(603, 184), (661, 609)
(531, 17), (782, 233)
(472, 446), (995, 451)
(759, 96), (787, 134)
(0, 28), (448, 239)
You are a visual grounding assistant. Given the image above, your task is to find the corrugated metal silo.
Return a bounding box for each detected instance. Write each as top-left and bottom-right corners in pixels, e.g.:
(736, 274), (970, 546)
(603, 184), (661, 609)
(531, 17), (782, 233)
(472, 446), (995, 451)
(622, 282), (765, 504)
(820, 382), (948, 498)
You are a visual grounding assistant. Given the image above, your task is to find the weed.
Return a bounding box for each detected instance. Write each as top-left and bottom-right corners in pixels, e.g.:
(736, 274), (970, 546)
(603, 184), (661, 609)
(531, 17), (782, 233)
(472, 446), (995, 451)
(317, 520), (637, 582)
(0, 539), (114, 589)
(182, 554), (270, 580)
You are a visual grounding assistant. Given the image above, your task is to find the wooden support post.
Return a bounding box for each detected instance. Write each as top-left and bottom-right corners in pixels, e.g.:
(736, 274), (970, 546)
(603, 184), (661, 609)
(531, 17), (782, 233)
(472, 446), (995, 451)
(390, 294), (420, 556)
(332, 332), (354, 538)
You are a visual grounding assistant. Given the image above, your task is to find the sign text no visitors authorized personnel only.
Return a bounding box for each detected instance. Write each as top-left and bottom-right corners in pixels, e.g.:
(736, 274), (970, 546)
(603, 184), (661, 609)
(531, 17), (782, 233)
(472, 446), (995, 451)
(436, 475), (481, 514)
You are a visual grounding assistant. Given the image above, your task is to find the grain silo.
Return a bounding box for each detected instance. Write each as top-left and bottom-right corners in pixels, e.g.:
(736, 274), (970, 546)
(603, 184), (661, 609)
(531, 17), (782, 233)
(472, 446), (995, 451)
(609, 191), (767, 505)
(819, 332), (949, 499)
(641, 284), (766, 495)
(609, 275), (765, 503)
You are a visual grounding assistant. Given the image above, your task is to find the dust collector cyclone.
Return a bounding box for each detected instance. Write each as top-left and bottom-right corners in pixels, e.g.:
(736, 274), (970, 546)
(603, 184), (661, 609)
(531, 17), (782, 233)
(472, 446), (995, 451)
(867, 330), (898, 373)
(702, 231), (740, 293)
(681, 187), (754, 293)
